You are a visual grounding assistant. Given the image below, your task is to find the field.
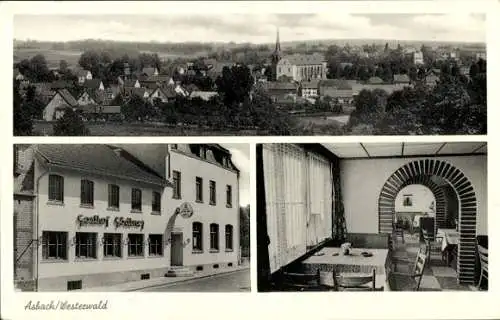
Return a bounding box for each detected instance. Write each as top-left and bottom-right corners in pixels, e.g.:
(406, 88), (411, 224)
(14, 48), (82, 68)
(33, 121), (265, 136)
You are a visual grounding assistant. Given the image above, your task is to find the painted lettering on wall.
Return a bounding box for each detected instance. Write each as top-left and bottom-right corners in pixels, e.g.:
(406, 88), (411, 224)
(77, 215), (110, 228)
(114, 217), (145, 231)
(76, 215), (144, 231)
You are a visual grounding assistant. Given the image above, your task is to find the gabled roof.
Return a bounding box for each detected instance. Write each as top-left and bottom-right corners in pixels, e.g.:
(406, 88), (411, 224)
(367, 77), (384, 84)
(83, 79), (103, 89)
(301, 79), (320, 89)
(190, 91), (218, 101)
(281, 53), (325, 66)
(51, 80), (74, 90)
(143, 75), (172, 83)
(142, 67), (157, 77)
(76, 69), (91, 77)
(55, 89), (78, 107)
(393, 74), (410, 83)
(35, 144), (167, 187)
(142, 81), (159, 90)
(159, 85), (178, 98)
(123, 79), (139, 87)
(319, 79), (356, 90)
(131, 87), (147, 97)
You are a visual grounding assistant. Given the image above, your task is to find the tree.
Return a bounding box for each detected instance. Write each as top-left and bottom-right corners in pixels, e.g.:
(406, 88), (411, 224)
(59, 60), (68, 73)
(13, 84), (32, 136)
(53, 109), (90, 136)
(215, 65), (253, 106)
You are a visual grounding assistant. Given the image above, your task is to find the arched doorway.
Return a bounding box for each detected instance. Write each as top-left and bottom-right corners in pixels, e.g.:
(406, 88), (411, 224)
(378, 159), (477, 284)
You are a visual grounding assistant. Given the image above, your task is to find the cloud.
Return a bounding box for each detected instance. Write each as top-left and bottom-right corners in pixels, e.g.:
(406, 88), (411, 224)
(13, 13), (485, 43)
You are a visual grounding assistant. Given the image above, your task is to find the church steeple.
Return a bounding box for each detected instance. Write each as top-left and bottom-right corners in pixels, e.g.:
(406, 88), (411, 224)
(275, 27), (281, 53)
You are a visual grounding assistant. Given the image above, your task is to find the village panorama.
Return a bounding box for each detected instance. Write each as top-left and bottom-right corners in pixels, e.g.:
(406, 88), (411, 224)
(13, 28), (486, 136)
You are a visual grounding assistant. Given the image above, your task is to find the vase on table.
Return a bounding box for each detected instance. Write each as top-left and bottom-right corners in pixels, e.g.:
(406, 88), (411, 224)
(341, 242), (352, 255)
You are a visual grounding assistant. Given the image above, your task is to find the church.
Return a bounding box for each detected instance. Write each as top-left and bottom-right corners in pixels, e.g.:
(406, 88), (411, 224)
(271, 29), (328, 82)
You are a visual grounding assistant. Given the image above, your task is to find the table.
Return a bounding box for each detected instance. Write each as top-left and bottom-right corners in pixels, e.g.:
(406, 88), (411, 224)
(437, 228), (459, 266)
(302, 247), (390, 291)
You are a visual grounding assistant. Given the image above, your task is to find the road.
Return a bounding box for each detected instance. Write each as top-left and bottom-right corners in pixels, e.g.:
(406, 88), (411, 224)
(140, 269), (251, 292)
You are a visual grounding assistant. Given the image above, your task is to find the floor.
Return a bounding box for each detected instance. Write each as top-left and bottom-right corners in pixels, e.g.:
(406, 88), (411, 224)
(389, 232), (475, 291)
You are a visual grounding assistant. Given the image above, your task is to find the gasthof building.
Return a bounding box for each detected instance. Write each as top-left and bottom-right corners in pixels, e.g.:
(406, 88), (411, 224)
(13, 144), (240, 291)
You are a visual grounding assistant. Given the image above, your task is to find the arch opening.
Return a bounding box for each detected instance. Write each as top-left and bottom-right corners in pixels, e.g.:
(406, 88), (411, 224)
(378, 159), (477, 285)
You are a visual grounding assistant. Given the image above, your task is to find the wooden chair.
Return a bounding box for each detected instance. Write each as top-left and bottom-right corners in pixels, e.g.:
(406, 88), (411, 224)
(393, 221), (405, 244)
(281, 269), (328, 291)
(389, 247), (427, 291)
(333, 269), (383, 291)
(477, 244), (488, 290)
(422, 230), (444, 265)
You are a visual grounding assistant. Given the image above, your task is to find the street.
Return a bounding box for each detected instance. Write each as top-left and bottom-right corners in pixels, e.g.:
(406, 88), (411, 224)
(140, 269), (251, 292)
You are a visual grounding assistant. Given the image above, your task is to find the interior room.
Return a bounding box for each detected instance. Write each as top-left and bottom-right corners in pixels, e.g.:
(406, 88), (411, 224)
(257, 142), (487, 292)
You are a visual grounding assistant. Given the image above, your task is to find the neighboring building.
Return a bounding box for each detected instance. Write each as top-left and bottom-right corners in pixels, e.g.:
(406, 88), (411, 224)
(300, 80), (320, 98)
(142, 67), (159, 77)
(79, 105), (122, 122)
(76, 91), (98, 106)
(393, 74), (410, 85)
(271, 29), (327, 82)
(42, 89), (78, 121)
(13, 143), (241, 291)
(425, 74), (440, 87)
(148, 86), (177, 104)
(51, 80), (74, 90)
(476, 52), (487, 60)
(259, 82), (298, 102)
(189, 91), (218, 101)
(413, 51), (424, 65)
(83, 79), (105, 91)
(76, 70), (92, 85)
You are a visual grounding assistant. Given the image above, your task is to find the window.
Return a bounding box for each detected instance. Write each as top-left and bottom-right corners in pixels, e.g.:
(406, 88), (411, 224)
(148, 234), (163, 256)
(128, 234), (144, 257)
(173, 171), (181, 199)
(225, 225), (234, 250)
(108, 184), (120, 209)
(210, 223), (219, 251)
(103, 233), (122, 258)
(195, 177), (203, 202)
(80, 180), (94, 206)
(67, 280), (82, 291)
(48, 175), (64, 202)
(209, 180), (216, 205)
(42, 231), (67, 260)
(131, 188), (142, 212)
(152, 191), (161, 213)
(171, 144), (178, 150)
(200, 147), (207, 159)
(75, 232), (97, 259)
(226, 185), (232, 207)
(192, 222), (203, 251)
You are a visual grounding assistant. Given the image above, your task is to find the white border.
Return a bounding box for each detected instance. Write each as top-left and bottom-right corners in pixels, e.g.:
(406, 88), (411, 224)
(2, 1), (499, 320)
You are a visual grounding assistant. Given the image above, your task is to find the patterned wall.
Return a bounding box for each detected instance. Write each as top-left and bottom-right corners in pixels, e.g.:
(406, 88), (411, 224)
(378, 159), (477, 284)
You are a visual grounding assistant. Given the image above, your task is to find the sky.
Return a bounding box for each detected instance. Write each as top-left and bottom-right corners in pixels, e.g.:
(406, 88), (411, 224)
(220, 144), (250, 207)
(13, 13), (486, 44)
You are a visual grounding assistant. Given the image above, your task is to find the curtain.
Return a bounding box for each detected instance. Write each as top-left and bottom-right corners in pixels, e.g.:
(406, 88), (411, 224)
(306, 151), (333, 247)
(263, 144), (335, 273)
(263, 144), (307, 273)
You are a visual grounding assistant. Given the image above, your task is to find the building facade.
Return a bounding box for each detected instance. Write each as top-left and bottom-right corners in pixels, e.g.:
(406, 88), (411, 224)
(13, 144), (240, 291)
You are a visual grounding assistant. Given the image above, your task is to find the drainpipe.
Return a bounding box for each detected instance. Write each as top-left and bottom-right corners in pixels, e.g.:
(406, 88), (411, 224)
(34, 162), (50, 292)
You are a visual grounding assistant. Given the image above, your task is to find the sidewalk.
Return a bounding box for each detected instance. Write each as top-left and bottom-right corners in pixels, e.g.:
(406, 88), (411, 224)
(78, 263), (250, 292)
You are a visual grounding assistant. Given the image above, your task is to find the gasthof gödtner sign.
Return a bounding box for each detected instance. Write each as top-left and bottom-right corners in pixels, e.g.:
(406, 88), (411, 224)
(179, 202), (194, 218)
(77, 215), (145, 231)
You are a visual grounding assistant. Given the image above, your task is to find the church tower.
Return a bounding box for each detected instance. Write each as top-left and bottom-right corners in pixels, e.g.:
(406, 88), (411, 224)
(270, 27), (282, 81)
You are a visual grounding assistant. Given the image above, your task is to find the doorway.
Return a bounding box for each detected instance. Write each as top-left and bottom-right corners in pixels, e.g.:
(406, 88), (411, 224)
(170, 232), (183, 266)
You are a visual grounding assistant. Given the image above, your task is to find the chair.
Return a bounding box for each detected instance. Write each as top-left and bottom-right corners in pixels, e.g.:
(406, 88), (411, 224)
(281, 269), (328, 291)
(333, 269), (383, 291)
(422, 230), (445, 265)
(389, 247), (427, 291)
(477, 244), (488, 290)
(393, 221), (405, 244)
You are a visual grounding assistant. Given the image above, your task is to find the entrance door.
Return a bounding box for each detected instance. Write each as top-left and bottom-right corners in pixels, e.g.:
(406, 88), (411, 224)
(170, 233), (183, 266)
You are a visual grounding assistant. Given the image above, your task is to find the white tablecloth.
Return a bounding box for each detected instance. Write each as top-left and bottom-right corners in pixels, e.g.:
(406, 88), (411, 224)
(437, 228), (459, 252)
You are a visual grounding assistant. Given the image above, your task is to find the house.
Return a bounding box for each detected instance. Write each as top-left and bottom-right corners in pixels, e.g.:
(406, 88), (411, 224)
(300, 80), (320, 98)
(367, 77), (384, 85)
(320, 88), (354, 105)
(31, 83), (55, 103)
(77, 91), (98, 106)
(184, 84), (201, 95)
(275, 53), (327, 82)
(130, 87), (149, 99)
(83, 79), (104, 91)
(148, 86), (178, 103)
(425, 74), (440, 87)
(393, 74), (410, 85)
(460, 66), (470, 77)
(142, 67), (159, 77)
(122, 79), (141, 89)
(14, 68), (29, 84)
(189, 91), (218, 101)
(79, 104), (122, 121)
(42, 89), (78, 121)
(76, 70), (92, 85)
(51, 80), (75, 90)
